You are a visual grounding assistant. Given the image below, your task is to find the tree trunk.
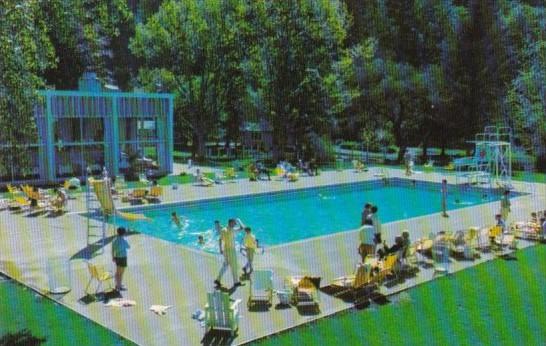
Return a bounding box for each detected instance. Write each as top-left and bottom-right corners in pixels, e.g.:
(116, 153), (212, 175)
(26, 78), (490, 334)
(421, 130), (431, 163)
(192, 131), (206, 161)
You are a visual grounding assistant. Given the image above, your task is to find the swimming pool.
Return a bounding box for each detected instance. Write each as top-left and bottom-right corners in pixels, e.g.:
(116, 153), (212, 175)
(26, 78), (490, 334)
(91, 178), (512, 252)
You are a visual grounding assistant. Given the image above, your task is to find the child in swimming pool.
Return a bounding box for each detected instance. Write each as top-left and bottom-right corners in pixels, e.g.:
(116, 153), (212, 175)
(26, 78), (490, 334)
(172, 212), (182, 228)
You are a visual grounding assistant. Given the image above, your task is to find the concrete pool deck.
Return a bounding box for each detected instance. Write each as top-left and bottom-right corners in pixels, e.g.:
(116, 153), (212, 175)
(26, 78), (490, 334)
(0, 167), (544, 345)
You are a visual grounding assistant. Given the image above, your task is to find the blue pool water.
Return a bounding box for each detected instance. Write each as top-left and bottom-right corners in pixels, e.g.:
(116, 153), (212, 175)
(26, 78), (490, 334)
(94, 179), (509, 252)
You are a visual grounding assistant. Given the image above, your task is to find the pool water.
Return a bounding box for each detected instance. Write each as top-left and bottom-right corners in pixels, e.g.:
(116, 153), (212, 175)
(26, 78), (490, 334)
(0, 277), (134, 346)
(98, 179), (507, 252)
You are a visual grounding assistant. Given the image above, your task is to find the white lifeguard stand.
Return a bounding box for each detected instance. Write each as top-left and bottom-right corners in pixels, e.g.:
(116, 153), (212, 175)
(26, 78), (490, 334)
(455, 126), (512, 189)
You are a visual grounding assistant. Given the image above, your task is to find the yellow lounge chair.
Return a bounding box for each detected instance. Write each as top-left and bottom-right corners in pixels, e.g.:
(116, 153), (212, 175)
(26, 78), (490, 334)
(128, 188), (148, 204)
(376, 254), (399, 283)
(145, 186), (163, 203)
(331, 263), (380, 301)
(352, 160), (367, 172)
(287, 172), (299, 182)
(9, 196), (31, 210)
(286, 276), (320, 308)
(85, 262), (113, 295)
(224, 167), (237, 180)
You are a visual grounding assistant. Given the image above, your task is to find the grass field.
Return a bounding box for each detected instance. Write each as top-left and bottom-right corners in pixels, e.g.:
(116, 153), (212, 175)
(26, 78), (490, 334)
(251, 245), (546, 346)
(0, 279), (135, 346)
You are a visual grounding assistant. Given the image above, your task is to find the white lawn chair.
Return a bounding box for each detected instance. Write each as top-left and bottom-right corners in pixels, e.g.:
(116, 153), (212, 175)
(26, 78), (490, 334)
(247, 270), (274, 309)
(204, 291), (241, 336)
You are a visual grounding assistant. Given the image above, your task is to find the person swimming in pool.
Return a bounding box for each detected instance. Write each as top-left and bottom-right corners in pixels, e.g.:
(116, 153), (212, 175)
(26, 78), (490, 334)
(172, 212), (182, 228)
(198, 235), (205, 246)
(214, 220), (222, 235)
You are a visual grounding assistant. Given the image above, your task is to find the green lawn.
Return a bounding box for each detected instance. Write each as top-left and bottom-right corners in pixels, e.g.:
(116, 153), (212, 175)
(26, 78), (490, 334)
(251, 245), (546, 346)
(0, 279), (135, 346)
(512, 171), (546, 184)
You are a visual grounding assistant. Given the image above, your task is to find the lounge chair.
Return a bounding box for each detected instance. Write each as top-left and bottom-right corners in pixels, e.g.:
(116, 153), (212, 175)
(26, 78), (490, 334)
(423, 160), (434, 173)
(128, 188), (147, 204)
(85, 261), (113, 295)
(450, 229), (478, 260)
(145, 186), (162, 203)
(8, 196), (31, 210)
(6, 184), (22, 197)
(62, 179), (81, 199)
(373, 167), (389, 179)
(285, 276), (320, 308)
(204, 291), (241, 336)
(287, 172), (299, 182)
(489, 225), (516, 251)
(352, 160), (367, 172)
(330, 263), (380, 301)
(512, 221), (541, 240)
(223, 167), (237, 180)
(431, 237), (451, 274)
(376, 254), (399, 283)
(247, 270), (274, 309)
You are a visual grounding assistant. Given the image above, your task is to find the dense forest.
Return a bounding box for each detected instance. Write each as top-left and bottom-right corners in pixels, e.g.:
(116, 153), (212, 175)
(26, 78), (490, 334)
(1, 0), (545, 170)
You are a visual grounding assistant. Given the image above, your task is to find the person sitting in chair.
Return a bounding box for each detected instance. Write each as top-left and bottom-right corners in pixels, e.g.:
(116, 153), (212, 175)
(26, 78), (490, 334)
(256, 161), (271, 180)
(377, 235), (405, 259)
(196, 168), (214, 186)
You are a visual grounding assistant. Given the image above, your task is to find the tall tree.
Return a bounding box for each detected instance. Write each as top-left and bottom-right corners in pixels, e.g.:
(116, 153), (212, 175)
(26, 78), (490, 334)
(131, 0), (249, 158)
(254, 0), (349, 159)
(0, 0), (55, 179)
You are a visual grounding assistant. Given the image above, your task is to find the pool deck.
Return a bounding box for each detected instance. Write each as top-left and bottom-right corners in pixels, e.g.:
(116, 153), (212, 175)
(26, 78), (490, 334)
(1, 167), (544, 345)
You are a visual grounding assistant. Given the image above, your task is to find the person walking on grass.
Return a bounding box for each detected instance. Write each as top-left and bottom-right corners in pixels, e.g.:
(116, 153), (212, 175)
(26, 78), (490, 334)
(112, 227), (130, 292)
(215, 218), (245, 289)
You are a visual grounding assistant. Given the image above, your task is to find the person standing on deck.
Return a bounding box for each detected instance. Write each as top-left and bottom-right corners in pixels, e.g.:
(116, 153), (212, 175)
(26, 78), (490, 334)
(368, 205), (382, 253)
(215, 218), (245, 289)
(441, 179), (449, 218)
(112, 227), (130, 292)
(361, 203), (372, 226)
(500, 190), (511, 223)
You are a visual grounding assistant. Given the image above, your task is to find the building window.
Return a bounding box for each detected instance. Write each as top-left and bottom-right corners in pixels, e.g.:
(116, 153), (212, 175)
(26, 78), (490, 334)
(82, 118), (104, 142)
(55, 118), (81, 143)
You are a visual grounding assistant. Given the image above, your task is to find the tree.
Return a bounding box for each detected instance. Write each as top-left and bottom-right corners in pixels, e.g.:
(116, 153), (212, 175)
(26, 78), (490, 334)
(253, 0), (349, 159)
(41, 0), (133, 89)
(131, 0), (250, 159)
(0, 0), (55, 180)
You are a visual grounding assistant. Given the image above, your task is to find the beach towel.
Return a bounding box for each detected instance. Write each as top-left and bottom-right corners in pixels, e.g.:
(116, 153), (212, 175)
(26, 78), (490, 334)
(150, 305), (173, 316)
(105, 298), (136, 307)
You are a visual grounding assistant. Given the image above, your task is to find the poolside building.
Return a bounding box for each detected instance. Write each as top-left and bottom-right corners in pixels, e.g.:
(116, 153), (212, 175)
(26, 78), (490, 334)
(0, 73), (174, 184)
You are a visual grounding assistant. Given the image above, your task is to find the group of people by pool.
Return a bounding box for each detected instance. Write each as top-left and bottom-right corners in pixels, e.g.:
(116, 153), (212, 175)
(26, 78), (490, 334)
(171, 212), (261, 289)
(358, 203), (410, 262)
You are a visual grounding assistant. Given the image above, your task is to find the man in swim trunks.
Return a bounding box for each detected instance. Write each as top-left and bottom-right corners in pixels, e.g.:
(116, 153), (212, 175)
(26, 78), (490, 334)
(215, 218), (244, 289)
